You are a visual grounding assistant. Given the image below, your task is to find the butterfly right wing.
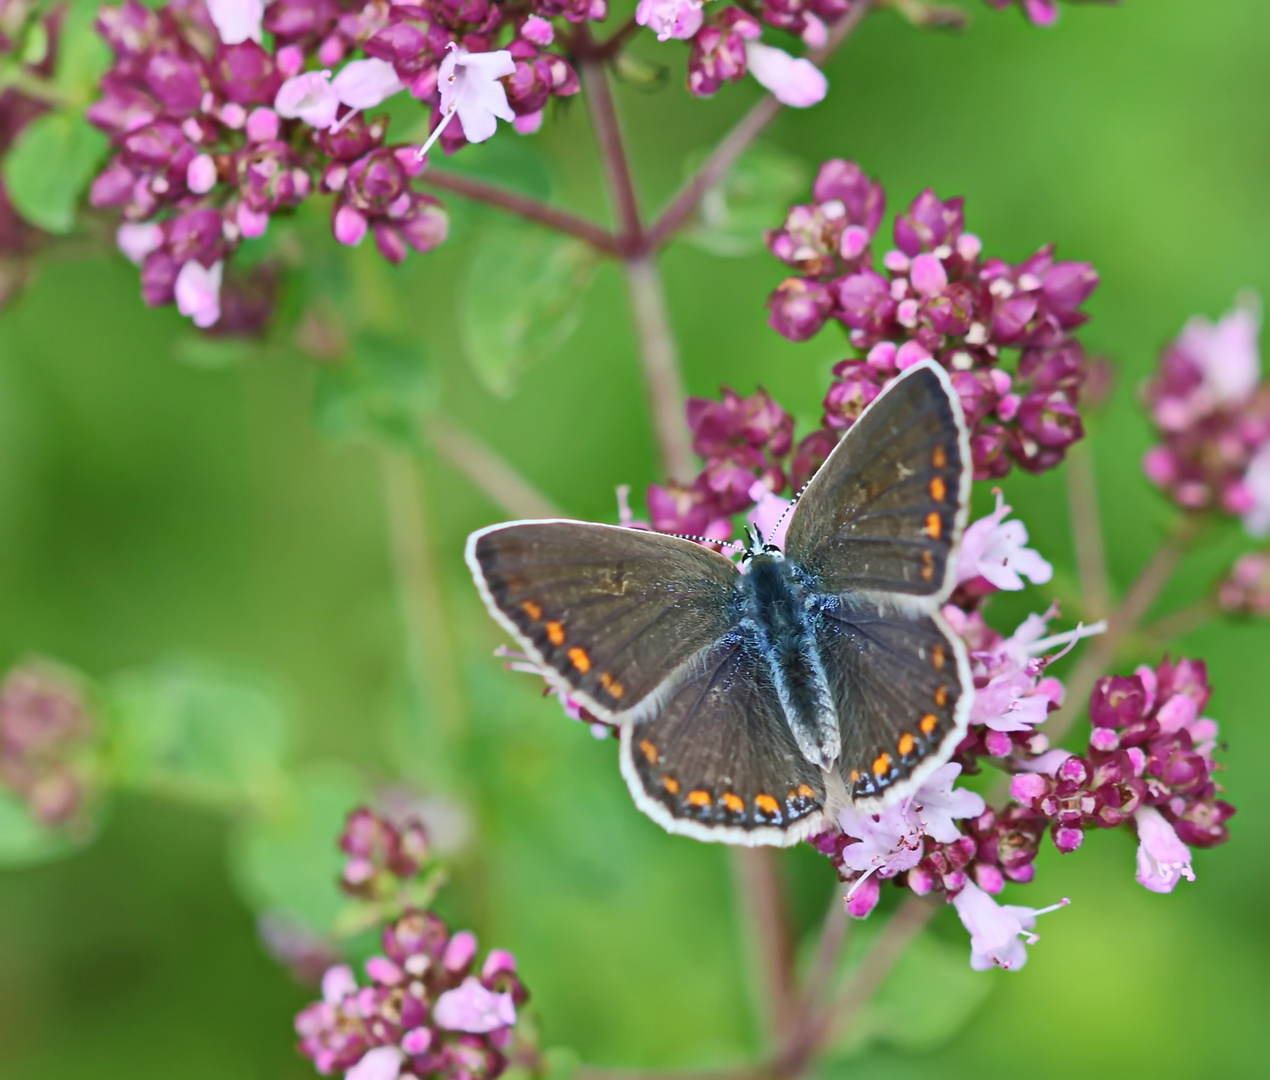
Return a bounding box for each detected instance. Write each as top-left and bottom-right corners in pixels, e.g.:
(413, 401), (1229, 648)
(620, 630), (827, 846)
(783, 361), (971, 604)
(466, 519), (740, 722)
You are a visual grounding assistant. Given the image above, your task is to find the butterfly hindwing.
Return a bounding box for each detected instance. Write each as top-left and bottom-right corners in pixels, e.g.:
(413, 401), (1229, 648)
(784, 361), (971, 601)
(466, 520), (740, 720)
(619, 631), (827, 846)
(813, 594), (971, 806)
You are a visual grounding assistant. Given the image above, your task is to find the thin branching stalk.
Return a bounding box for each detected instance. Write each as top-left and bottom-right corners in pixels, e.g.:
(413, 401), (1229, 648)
(580, 54), (643, 246)
(730, 848), (800, 1045)
(428, 416), (562, 518)
(1143, 596), (1220, 645)
(1066, 439), (1112, 621)
(381, 449), (466, 740)
(1047, 513), (1206, 742)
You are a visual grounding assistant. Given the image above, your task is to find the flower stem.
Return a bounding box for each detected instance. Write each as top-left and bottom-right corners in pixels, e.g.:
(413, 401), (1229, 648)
(624, 255), (695, 481)
(1142, 596), (1220, 647)
(730, 848), (800, 1045)
(580, 56), (643, 247)
(1066, 438), (1111, 622)
(644, 1), (874, 252)
(1047, 513), (1205, 742)
(418, 169), (623, 256)
(381, 448), (466, 741)
(427, 416), (562, 519)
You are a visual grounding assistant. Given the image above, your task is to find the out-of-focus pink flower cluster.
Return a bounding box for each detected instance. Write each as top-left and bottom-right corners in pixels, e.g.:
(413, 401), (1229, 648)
(765, 159), (1099, 481)
(0, 661), (97, 827)
(1141, 298), (1270, 535)
(87, 0), (594, 328)
(295, 807), (528, 1080)
(1218, 549), (1270, 616)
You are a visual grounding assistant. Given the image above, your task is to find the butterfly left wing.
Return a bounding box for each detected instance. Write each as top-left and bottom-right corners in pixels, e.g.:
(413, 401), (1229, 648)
(812, 594), (971, 808)
(620, 630), (827, 846)
(466, 519), (740, 721)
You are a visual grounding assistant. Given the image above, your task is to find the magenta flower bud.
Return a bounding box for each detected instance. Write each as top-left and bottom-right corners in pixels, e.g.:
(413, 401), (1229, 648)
(140, 250), (178, 306)
(767, 277), (834, 342)
(1089, 674), (1147, 729)
(636, 0), (704, 42)
(839, 224), (869, 260)
(895, 340), (932, 370)
(971, 423), (1011, 480)
(926, 281), (976, 336)
(237, 203), (269, 237)
(1090, 727), (1119, 752)
(1052, 825), (1084, 853)
(1010, 773), (1048, 804)
(365, 955), (404, 985)
(401, 1027), (432, 1055)
(812, 159), (885, 234)
(334, 204), (367, 246)
(894, 189), (964, 256)
(443, 930), (478, 972)
(1057, 756), (1089, 785)
(220, 102), (247, 129)
(910, 252), (948, 297)
(514, 110), (544, 134)
(836, 269), (895, 336)
(144, 51), (206, 116)
(906, 865), (935, 895)
(949, 369), (999, 425)
(974, 862), (1005, 894)
(246, 107), (280, 142)
(215, 42), (282, 106)
(276, 43), (305, 77)
(186, 153), (217, 194)
(1018, 389), (1083, 447)
(521, 14), (554, 46)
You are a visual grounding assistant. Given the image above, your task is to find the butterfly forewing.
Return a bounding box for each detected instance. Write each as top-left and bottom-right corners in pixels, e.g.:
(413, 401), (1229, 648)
(784, 362), (971, 601)
(620, 631), (827, 846)
(466, 520), (739, 720)
(813, 596), (971, 805)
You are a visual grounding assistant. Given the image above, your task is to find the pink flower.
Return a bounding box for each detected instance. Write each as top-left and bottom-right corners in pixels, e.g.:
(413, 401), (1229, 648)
(1240, 441), (1270, 537)
(321, 963), (357, 1004)
(186, 153), (217, 194)
(745, 481), (793, 549)
(1176, 296), (1261, 407)
(345, 1045), (403, 1080)
(635, 0), (704, 41)
(957, 489), (1053, 590)
(333, 58), (404, 111)
(333, 205), (368, 246)
(116, 222), (163, 265)
(275, 71), (339, 129)
(744, 43), (827, 108)
(174, 259), (223, 328)
(206, 0), (263, 45)
(438, 47), (517, 143)
(913, 763), (985, 843)
(952, 880), (1068, 971)
(1133, 806), (1195, 894)
(432, 976), (517, 1033)
(837, 800), (924, 877)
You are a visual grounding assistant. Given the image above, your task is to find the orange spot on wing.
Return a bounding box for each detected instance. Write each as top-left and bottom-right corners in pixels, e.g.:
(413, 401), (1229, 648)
(639, 739), (658, 765)
(933, 445), (947, 468)
(924, 511), (943, 539)
(600, 672), (625, 699)
(755, 793), (779, 814)
(567, 647), (591, 673)
(935, 687), (947, 706)
(546, 621), (565, 646)
(921, 713), (938, 735)
(722, 792), (744, 813)
(687, 789), (712, 808)
(797, 783), (816, 799)
(872, 752), (892, 777)
(933, 645), (946, 670)
(849, 769), (861, 783)
(921, 550), (935, 581)
(521, 600), (542, 621)
(898, 733), (915, 756)
(929, 476), (947, 502)
(663, 777), (680, 795)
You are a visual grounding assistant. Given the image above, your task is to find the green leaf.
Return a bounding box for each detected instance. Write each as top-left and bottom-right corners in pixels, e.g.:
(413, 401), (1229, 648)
(228, 762), (370, 933)
(683, 143), (809, 257)
(0, 787), (97, 866)
(826, 924), (993, 1059)
(106, 660), (294, 811)
(312, 332), (436, 449)
(4, 110), (107, 234)
(459, 224), (598, 398)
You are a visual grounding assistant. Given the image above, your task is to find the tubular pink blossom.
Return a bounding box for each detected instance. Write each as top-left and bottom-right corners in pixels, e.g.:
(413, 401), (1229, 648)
(956, 489), (1053, 590)
(1133, 806), (1195, 893)
(744, 43), (826, 108)
(433, 976), (517, 1033)
(635, 0), (704, 42)
(345, 1045), (403, 1080)
(953, 880), (1068, 971)
(206, 0), (263, 45)
(438, 46), (517, 144)
(334, 205), (368, 246)
(116, 222), (163, 265)
(274, 71), (339, 128)
(174, 260), (223, 328)
(333, 58), (404, 110)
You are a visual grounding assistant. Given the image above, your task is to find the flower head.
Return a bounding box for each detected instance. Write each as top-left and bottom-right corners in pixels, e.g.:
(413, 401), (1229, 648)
(956, 490), (1053, 592)
(953, 880), (1068, 971)
(1133, 805), (1195, 894)
(438, 46), (516, 144)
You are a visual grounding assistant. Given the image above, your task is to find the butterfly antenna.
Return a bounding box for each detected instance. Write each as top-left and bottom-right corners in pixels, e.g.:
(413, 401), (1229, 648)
(667, 532), (745, 553)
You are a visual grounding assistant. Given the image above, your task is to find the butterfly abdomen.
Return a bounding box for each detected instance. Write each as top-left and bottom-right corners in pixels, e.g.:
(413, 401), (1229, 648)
(743, 555), (840, 770)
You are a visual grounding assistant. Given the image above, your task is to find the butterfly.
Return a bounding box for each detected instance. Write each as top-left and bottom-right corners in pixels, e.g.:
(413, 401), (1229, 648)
(465, 360), (974, 846)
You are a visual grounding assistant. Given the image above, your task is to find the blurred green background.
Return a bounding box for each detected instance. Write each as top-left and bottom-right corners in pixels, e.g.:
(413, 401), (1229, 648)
(1, 0), (1268, 1076)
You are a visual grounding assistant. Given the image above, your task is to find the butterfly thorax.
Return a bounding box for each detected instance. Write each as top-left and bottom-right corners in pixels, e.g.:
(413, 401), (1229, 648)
(740, 553), (841, 771)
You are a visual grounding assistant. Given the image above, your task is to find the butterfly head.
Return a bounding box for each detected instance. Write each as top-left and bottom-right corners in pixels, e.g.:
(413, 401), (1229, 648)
(739, 524), (784, 565)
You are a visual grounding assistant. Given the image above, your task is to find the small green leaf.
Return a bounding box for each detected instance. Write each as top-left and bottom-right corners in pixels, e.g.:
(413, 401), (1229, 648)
(459, 224), (598, 398)
(683, 143), (809, 257)
(228, 762), (370, 934)
(4, 110), (107, 234)
(312, 332), (436, 449)
(106, 660), (294, 811)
